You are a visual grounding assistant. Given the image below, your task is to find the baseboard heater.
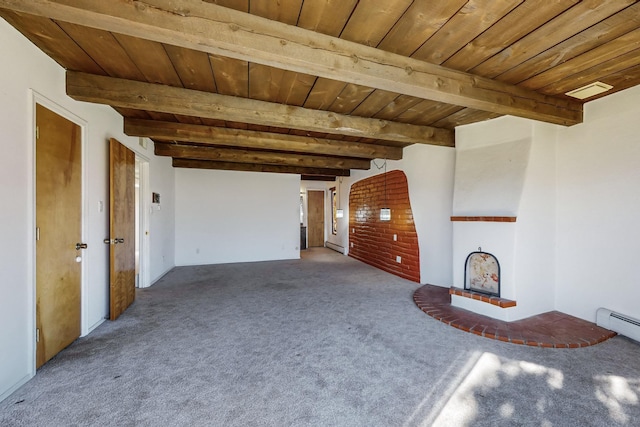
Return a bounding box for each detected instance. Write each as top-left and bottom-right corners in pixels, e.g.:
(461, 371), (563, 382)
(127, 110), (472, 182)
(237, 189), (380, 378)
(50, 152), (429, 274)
(596, 308), (640, 342)
(325, 241), (345, 254)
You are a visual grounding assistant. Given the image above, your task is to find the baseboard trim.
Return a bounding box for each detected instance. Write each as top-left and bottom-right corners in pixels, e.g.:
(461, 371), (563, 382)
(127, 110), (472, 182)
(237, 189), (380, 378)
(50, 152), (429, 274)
(325, 241), (346, 254)
(0, 373), (33, 404)
(151, 266), (175, 286)
(84, 317), (106, 336)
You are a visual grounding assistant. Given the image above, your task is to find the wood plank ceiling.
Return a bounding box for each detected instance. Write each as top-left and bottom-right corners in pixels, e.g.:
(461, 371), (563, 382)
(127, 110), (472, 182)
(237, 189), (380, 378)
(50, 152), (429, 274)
(2, 0), (639, 180)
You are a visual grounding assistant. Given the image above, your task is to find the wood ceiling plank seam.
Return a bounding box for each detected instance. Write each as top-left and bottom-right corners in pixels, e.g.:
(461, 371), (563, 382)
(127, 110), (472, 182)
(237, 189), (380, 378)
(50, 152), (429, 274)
(53, 20), (110, 76)
(164, 45), (219, 92)
(411, 0), (525, 65)
(377, 0), (469, 56)
(116, 34), (201, 125)
(111, 33), (182, 86)
(520, 27), (640, 91)
(303, 78), (348, 110)
(294, 0), (359, 110)
(432, 108), (500, 128)
(338, 0), (414, 47)
(417, 104), (468, 127)
(249, 0), (303, 26)
(393, 99), (447, 124)
(208, 55), (249, 97)
(540, 47), (640, 96)
(372, 95), (425, 121)
(276, 71), (316, 106)
(249, 63), (281, 101)
(326, 83), (376, 115)
(443, 0), (580, 72)
(297, 0), (358, 37)
(349, 91), (403, 118)
(56, 22), (148, 81)
(4, 0), (583, 125)
(469, 0), (637, 79)
(495, 2), (640, 85)
(0, 11), (104, 75)
(48, 19), (107, 76)
(248, 0), (304, 106)
(206, 54), (221, 94)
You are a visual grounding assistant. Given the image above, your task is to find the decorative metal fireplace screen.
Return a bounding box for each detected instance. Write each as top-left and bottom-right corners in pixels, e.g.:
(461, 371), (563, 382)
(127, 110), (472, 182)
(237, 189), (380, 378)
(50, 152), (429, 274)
(464, 250), (500, 297)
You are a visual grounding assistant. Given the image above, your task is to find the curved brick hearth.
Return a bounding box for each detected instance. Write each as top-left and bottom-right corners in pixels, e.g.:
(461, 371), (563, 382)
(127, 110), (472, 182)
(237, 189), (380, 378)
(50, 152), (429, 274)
(414, 284), (616, 348)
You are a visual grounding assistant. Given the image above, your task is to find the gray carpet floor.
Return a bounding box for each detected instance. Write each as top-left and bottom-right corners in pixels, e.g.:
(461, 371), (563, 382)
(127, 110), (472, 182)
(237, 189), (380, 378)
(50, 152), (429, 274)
(1, 248), (639, 427)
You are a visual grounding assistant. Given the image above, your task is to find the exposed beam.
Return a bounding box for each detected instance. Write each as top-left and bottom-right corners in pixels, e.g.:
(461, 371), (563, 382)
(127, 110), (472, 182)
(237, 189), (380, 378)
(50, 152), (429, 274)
(301, 175), (336, 182)
(172, 158), (350, 177)
(125, 118), (405, 159)
(155, 143), (371, 170)
(2, 0), (582, 125)
(67, 71), (452, 146)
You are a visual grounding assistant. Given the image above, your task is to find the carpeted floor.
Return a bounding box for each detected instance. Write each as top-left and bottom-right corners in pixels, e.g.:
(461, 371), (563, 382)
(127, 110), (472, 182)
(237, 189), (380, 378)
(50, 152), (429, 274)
(1, 248), (639, 426)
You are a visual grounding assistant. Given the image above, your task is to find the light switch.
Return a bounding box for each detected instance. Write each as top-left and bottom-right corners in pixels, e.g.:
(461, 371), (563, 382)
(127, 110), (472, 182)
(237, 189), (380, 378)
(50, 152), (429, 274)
(396, 256), (401, 263)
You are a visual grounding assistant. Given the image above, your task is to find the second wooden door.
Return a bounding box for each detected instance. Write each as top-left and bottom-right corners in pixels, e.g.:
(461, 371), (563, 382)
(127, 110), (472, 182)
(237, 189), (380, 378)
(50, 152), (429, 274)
(108, 138), (136, 320)
(307, 190), (325, 247)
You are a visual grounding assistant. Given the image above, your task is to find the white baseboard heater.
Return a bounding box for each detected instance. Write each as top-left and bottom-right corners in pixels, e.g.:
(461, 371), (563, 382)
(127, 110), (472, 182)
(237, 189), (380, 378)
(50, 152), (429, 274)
(325, 241), (345, 254)
(596, 308), (640, 342)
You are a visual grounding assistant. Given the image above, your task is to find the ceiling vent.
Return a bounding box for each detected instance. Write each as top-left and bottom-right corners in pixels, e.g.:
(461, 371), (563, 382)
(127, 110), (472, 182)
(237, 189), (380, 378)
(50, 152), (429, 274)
(565, 82), (613, 100)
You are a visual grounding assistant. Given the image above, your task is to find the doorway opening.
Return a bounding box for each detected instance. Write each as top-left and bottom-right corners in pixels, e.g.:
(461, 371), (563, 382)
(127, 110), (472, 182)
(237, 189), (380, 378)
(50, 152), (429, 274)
(134, 155), (150, 289)
(307, 190), (325, 247)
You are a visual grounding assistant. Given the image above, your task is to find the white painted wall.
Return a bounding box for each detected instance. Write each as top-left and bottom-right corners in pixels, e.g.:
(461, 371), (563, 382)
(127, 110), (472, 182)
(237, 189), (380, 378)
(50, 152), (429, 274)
(453, 137), (531, 217)
(0, 20), (175, 402)
(556, 85), (640, 322)
(512, 122), (557, 319)
(175, 169), (300, 265)
(325, 144), (456, 286)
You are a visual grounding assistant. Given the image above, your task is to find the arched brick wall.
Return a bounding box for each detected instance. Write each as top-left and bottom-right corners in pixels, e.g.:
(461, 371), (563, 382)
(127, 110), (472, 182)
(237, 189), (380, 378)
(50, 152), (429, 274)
(348, 170), (420, 282)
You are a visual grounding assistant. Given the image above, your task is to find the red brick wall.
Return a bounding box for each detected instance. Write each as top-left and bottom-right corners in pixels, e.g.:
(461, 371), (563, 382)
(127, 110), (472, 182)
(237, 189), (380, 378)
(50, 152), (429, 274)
(348, 170), (420, 282)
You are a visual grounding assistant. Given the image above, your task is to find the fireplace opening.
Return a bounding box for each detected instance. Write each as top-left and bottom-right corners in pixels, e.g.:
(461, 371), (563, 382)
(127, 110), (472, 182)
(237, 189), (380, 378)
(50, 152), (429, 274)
(464, 250), (500, 297)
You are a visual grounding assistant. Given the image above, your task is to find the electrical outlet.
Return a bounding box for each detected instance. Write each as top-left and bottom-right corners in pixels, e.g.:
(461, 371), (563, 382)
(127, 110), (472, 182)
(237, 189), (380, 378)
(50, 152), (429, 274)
(396, 256), (401, 263)
(351, 242), (354, 248)
(393, 234), (397, 241)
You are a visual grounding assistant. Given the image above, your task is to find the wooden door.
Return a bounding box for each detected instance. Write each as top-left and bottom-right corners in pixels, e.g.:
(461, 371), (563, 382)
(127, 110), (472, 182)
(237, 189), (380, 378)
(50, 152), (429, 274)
(108, 138), (136, 320)
(35, 104), (82, 368)
(307, 190), (325, 247)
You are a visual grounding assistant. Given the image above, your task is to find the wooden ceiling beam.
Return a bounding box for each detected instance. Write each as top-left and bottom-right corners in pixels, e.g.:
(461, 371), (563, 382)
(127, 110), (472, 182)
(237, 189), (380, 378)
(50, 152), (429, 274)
(2, 0), (582, 125)
(125, 118), (404, 159)
(155, 143), (371, 170)
(67, 71), (452, 146)
(173, 158), (350, 177)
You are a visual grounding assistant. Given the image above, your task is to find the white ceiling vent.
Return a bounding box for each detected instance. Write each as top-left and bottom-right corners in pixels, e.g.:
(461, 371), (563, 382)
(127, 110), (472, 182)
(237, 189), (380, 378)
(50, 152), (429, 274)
(565, 82), (613, 100)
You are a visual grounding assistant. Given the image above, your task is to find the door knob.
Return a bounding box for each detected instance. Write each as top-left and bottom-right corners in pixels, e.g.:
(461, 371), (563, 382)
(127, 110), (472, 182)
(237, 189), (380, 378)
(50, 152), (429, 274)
(103, 238), (125, 245)
(76, 243), (88, 250)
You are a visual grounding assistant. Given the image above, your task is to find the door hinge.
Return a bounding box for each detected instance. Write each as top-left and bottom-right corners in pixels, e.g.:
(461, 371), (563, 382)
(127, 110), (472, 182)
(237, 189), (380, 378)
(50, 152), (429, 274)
(36, 126), (39, 140)
(36, 227), (40, 241)
(36, 328), (40, 343)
